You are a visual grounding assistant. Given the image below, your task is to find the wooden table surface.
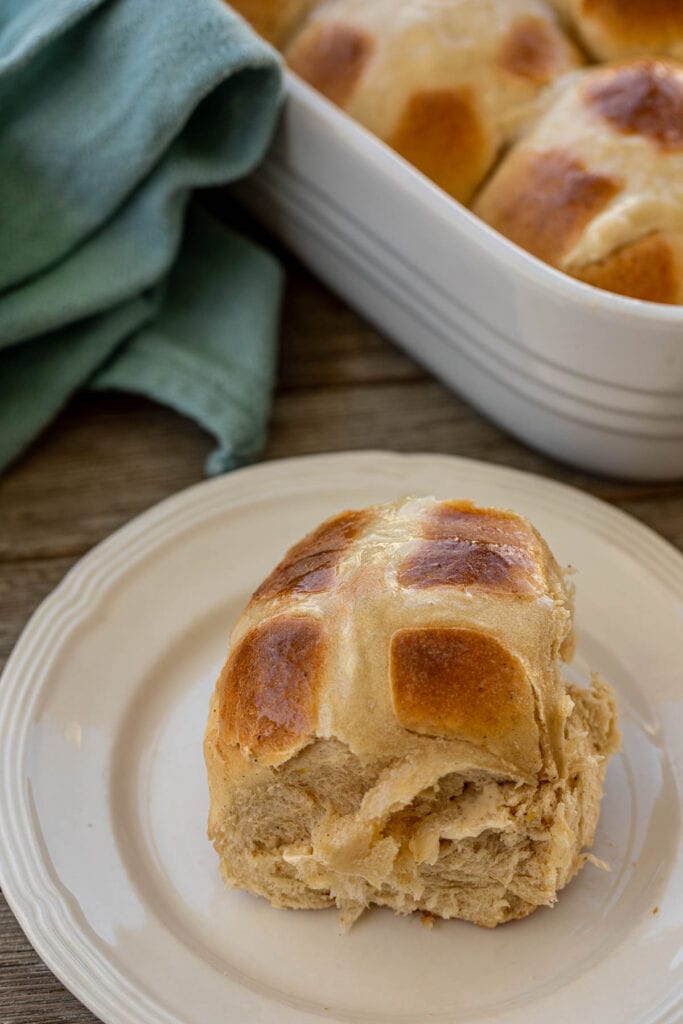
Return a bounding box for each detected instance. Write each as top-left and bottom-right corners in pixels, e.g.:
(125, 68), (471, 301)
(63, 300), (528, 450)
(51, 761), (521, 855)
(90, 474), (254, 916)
(1, 232), (682, 1023)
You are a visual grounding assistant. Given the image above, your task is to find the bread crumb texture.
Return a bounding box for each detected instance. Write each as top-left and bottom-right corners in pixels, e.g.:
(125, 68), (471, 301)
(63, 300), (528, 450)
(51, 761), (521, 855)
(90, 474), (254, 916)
(205, 497), (620, 927)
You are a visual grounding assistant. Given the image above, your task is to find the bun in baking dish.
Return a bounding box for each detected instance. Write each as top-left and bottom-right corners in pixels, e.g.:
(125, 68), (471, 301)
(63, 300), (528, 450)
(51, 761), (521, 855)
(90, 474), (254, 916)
(473, 58), (683, 303)
(204, 497), (619, 927)
(227, 0), (319, 45)
(283, 0), (582, 203)
(549, 0), (683, 62)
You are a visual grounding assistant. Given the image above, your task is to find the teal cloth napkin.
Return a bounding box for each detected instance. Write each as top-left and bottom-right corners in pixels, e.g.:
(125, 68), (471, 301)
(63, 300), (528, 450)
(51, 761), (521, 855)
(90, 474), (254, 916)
(0, 0), (284, 474)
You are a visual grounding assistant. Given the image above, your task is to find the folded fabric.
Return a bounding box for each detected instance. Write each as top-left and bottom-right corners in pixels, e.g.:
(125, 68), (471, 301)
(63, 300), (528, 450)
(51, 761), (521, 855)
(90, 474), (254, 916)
(0, 0), (284, 474)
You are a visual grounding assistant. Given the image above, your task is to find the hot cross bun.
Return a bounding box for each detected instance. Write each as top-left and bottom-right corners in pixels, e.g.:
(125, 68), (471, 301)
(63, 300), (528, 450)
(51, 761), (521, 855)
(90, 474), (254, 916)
(204, 497), (619, 927)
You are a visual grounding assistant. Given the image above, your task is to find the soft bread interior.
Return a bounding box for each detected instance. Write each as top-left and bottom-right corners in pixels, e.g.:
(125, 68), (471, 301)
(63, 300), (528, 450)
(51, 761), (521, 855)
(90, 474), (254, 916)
(206, 675), (618, 927)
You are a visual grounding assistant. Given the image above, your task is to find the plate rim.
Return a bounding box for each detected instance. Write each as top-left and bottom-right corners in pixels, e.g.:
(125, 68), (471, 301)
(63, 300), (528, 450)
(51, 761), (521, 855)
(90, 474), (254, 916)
(2, 449), (683, 1024)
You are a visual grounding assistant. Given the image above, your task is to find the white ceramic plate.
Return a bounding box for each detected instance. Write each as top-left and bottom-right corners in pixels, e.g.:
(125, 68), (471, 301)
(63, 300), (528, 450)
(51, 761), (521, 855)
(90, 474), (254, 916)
(1, 451), (682, 1024)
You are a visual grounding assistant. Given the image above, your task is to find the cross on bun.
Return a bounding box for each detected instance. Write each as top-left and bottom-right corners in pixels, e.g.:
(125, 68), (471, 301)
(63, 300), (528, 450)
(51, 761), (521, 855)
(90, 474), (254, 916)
(283, 0), (582, 203)
(204, 497), (619, 928)
(473, 58), (683, 303)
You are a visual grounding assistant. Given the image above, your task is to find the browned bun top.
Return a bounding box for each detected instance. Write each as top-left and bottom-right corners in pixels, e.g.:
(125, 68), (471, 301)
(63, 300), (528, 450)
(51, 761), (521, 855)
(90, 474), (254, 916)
(399, 500), (548, 594)
(252, 508), (372, 601)
(472, 147), (621, 267)
(214, 497), (574, 778)
(218, 615), (326, 764)
(583, 59), (683, 148)
(390, 626), (540, 756)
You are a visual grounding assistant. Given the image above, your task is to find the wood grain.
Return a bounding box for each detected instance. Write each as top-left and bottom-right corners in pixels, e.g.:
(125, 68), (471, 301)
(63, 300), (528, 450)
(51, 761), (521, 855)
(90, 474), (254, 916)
(1, 235), (682, 1024)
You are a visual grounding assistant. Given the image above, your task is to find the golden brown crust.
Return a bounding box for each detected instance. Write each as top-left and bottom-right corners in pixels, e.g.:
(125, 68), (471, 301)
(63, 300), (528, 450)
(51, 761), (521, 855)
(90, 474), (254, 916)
(575, 231), (681, 302)
(209, 498), (574, 779)
(390, 627), (539, 759)
(397, 540), (544, 595)
(286, 22), (375, 108)
(399, 500), (546, 596)
(496, 15), (576, 83)
(474, 147), (621, 265)
(388, 89), (490, 205)
(216, 498), (574, 769)
(583, 60), (683, 149)
(218, 615), (325, 766)
(252, 508), (373, 602)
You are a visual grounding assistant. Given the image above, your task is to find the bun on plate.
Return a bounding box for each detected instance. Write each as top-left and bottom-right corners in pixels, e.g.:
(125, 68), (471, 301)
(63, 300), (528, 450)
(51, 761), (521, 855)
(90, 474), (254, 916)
(204, 497), (619, 927)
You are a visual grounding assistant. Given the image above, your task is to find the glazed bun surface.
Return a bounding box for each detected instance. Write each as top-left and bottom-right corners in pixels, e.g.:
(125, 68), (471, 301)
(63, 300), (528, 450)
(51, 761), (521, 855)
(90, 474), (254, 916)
(205, 497), (619, 927)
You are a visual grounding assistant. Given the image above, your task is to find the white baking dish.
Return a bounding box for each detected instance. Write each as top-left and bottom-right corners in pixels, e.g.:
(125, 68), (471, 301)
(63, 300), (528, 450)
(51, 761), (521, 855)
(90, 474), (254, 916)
(236, 74), (683, 479)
